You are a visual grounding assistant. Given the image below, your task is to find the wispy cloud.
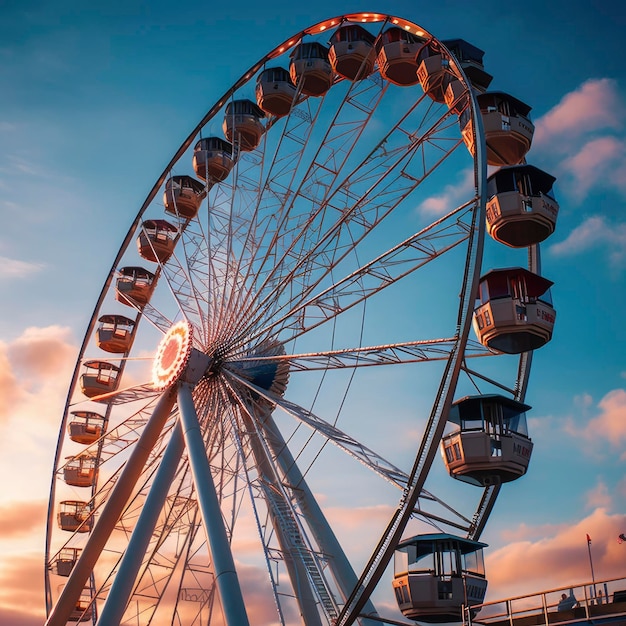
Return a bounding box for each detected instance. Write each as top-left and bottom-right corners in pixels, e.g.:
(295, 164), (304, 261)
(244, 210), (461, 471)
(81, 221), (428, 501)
(487, 508), (626, 601)
(0, 325), (76, 425)
(532, 78), (626, 207)
(0, 501), (46, 538)
(0, 255), (45, 279)
(533, 78), (625, 148)
(549, 216), (626, 264)
(564, 388), (626, 454)
(417, 168), (475, 216)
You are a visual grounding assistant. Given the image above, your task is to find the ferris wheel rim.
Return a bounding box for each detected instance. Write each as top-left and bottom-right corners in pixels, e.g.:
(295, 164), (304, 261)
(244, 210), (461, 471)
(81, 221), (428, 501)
(41, 13), (543, 626)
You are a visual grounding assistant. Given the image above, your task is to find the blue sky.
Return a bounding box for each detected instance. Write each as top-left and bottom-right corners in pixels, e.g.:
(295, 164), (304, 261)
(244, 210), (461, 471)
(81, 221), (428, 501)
(1, 1), (625, 625)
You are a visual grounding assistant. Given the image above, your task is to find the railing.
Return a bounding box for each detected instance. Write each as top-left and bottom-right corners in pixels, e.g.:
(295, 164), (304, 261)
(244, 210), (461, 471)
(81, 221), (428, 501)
(463, 575), (626, 626)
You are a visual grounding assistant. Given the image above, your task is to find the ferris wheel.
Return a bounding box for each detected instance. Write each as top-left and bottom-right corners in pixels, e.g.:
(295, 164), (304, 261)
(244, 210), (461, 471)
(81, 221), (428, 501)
(44, 12), (560, 626)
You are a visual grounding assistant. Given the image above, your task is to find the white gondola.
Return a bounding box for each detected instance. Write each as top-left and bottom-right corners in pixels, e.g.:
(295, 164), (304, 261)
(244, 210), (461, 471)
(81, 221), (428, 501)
(54, 547), (81, 577)
(473, 267), (556, 354)
(192, 136), (235, 181)
(67, 410), (106, 444)
(442, 394), (533, 486)
(58, 500), (93, 533)
(486, 164), (559, 247)
(222, 99), (266, 151)
(328, 23), (376, 81)
(136, 219), (177, 263)
(462, 91), (535, 166)
(79, 360), (121, 398)
(393, 533), (488, 622)
(376, 26), (423, 86)
(95, 314), (135, 354)
(289, 42), (333, 97)
(63, 454), (98, 488)
(255, 67), (297, 117)
(115, 266), (156, 308)
(163, 175), (206, 219)
(68, 589), (92, 622)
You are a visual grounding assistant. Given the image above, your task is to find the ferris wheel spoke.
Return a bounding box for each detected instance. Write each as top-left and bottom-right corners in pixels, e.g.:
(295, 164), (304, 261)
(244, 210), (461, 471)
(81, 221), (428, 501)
(232, 102), (462, 343)
(230, 337), (491, 372)
(246, 204), (474, 345)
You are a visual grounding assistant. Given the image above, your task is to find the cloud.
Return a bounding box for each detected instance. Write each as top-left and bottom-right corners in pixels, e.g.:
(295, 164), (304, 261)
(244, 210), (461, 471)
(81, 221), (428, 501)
(0, 552), (46, 619)
(0, 255), (45, 279)
(0, 325), (76, 426)
(417, 168), (475, 216)
(561, 136), (626, 198)
(0, 501), (47, 538)
(564, 388), (626, 450)
(549, 216), (626, 265)
(486, 508), (626, 601)
(531, 78), (626, 204)
(533, 78), (625, 148)
(585, 479), (612, 510)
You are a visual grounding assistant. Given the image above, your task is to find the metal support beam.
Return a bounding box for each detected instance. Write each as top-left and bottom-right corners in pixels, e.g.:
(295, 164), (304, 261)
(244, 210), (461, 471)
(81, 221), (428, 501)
(177, 383), (250, 626)
(96, 421), (185, 625)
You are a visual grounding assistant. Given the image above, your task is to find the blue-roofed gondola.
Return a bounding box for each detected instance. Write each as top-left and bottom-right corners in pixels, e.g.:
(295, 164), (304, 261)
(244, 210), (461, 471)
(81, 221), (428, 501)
(393, 533), (488, 622)
(442, 394), (533, 486)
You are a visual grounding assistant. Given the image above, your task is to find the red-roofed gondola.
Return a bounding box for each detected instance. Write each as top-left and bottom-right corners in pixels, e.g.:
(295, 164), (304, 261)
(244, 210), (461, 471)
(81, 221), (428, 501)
(67, 410), (106, 444)
(115, 266), (156, 308)
(473, 267), (556, 354)
(79, 360), (121, 398)
(95, 314), (135, 353)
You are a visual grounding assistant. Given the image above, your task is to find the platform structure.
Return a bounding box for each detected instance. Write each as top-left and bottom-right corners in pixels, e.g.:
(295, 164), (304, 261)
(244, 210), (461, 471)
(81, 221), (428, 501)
(464, 575), (626, 626)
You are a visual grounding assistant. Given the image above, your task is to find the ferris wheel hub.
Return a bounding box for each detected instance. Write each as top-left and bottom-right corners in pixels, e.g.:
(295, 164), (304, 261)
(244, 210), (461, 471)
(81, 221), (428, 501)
(152, 321), (211, 390)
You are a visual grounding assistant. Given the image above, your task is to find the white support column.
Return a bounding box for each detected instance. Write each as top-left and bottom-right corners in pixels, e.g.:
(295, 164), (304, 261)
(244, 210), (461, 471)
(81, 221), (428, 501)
(45, 388), (178, 626)
(96, 421), (185, 625)
(177, 383), (250, 626)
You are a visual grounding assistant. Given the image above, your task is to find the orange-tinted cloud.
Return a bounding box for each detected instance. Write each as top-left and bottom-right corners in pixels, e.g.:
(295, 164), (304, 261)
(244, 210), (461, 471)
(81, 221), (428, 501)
(0, 342), (25, 424)
(0, 325), (76, 426)
(564, 388), (626, 451)
(549, 216), (626, 265)
(7, 325), (76, 384)
(533, 78), (625, 148)
(0, 501), (46, 538)
(0, 552), (46, 620)
(486, 508), (626, 601)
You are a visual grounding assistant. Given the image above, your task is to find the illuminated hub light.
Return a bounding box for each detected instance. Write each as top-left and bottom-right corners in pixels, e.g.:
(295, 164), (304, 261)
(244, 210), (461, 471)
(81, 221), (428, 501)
(152, 321), (193, 390)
